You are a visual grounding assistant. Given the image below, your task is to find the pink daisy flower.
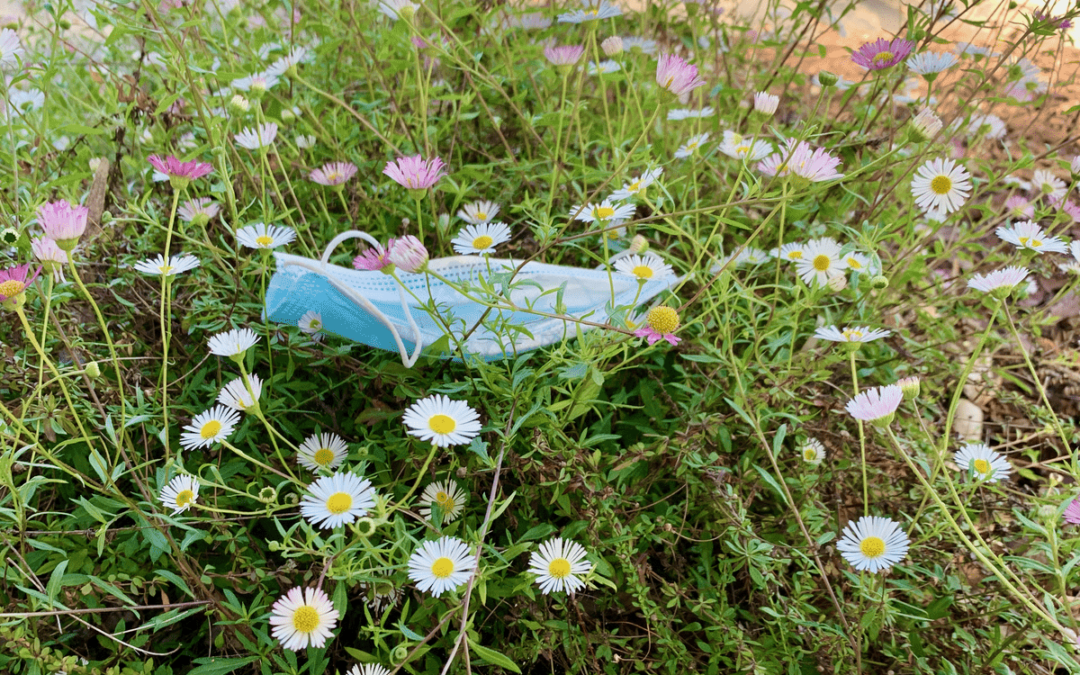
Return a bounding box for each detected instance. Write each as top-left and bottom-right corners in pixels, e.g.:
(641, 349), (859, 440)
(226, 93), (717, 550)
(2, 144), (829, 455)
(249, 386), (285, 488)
(633, 306), (682, 346)
(147, 155), (213, 187)
(354, 239), (396, 271)
(757, 139), (844, 182)
(655, 53), (707, 97)
(31, 237), (67, 282)
(1003, 195), (1034, 219)
(310, 161), (358, 187)
(1064, 498), (1080, 525)
(37, 200), (88, 248)
(845, 385), (903, 426)
(178, 198), (221, 224)
(852, 38), (915, 71)
(387, 235), (428, 272)
(383, 155), (447, 190)
(544, 44), (585, 67)
(0, 263), (43, 308)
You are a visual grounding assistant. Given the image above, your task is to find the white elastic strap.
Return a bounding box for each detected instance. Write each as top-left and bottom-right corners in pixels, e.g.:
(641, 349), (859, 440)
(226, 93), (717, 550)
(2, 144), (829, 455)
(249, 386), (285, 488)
(283, 230), (425, 368)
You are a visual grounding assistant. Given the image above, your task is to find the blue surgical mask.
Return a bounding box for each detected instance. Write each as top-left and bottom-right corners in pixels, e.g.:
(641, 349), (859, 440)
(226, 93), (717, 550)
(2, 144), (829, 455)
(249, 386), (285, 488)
(265, 230), (679, 366)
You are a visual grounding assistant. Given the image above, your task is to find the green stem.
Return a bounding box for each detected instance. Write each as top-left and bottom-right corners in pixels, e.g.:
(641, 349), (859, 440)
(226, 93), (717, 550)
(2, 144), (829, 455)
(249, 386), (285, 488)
(849, 350), (869, 516)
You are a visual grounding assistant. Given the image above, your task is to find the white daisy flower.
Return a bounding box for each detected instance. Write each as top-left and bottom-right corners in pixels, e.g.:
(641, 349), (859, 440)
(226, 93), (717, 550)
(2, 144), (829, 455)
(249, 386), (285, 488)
(794, 237), (848, 287)
(232, 71), (280, 93)
(667, 107), (715, 120)
(360, 572), (402, 615)
(0, 29), (24, 70)
(528, 537), (592, 595)
(296, 134), (317, 149)
(800, 438), (825, 464)
(133, 253), (201, 276)
(954, 443), (1011, 482)
(967, 266), (1030, 295)
(814, 325), (891, 343)
(906, 51), (958, 78)
(558, 1), (622, 24)
(266, 46), (310, 77)
(402, 395), (483, 448)
(967, 113), (1006, 140)
(419, 480), (467, 523)
(236, 223), (296, 250)
(613, 253), (674, 281)
(269, 586), (339, 651)
(217, 373), (263, 413)
(995, 220), (1069, 254)
(297, 432), (349, 472)
(207, 327), (260, 358)
(674, 132), (711, 159)
(718, 133), (773, 161)
(407, 536), (475, 597)
(714, 246), (770, 270)
(621, 36), (657, 54)
(299, 310), (324, 340)
(610, 168), (662, 201)
(234, 122), (278, 150)
(910, 157), (971, 215)
(451, 222), (512, 256)
(179, 405), (240, 450)
(348, 665), (392, 675)
(586, 60), (621, 75)
(836, 515), (910, 573)
(457, 200), (500, 225)
(570, 200), (637, 224)
(771, 241), (808, 262)
(1032, 169), (1066, 201)
(160, 474), (200, 515)
(842, 252), (874, 274)
(300, 472), (377, 530)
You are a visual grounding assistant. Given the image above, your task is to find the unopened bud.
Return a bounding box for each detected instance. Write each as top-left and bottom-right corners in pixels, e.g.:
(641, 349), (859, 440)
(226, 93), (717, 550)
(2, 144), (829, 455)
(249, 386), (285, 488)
(897, 376), (920, 400)
(826, 274), (847, 292)
(0, 228), (18, 246)
(85, 362), (101, 379)
(228, 94), (250, 114)
(601, 36), (623, 56)
(628, 234), (649, 254)
(817, 71), (839, 87)
(392, 645), (410, 664)
(870, 275), (889, 289)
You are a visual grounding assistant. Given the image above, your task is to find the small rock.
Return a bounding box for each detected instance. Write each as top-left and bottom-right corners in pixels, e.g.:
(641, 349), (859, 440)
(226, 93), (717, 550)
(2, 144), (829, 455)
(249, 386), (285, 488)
(955, 399), (984, 441)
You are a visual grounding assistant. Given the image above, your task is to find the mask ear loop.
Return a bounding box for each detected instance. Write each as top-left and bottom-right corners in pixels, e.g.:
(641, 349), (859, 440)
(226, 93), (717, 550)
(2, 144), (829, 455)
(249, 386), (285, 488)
(283, 230), (425, 367)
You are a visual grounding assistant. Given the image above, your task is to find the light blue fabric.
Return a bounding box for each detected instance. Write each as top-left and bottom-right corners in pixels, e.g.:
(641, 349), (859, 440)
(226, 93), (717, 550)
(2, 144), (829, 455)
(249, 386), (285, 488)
(265, 232), (679, 365)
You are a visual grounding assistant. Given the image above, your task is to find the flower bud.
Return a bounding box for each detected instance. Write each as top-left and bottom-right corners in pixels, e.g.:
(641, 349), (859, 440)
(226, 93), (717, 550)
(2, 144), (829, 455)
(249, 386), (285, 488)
(826, 274), (847, 292)
(0, 228), (18, 246)
(392, 645), (411, 664)
(897, 376), (920, 400)
(258, 486), (277, 503)
(85, 362), (101, 379)
(388, 235), (428, 273)
(870, 275), (889, 289)
(354, 517), (376, 537)
(228, 94), (250, 114)
(628, 234), (649, 254)
(753, 92), (779, 116)
(601, 36), (623, 56)
(817, 70), (839, 87)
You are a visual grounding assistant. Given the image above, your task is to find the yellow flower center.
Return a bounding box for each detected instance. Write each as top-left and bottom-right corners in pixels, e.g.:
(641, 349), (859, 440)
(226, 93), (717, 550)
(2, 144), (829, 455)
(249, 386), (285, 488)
(435, 491), (455, 510)
(158, 265), (174, 274)
(841, 330), (863, 341)
(786, 251), (803, 260)
(663, 75), (674, 88)
(930, 175), (952, 195)
(594, 206), (615, 220)
(256, 235), (274, 246)
(547, 558), (571, 579)
(631, 265), (654, 279)
(474, 211), (487, 221)
(326, 172), (341, 182)
(813, 254), (831, 271)
(429, 414), (457, 434)
(472, 235), (494, 249)
(291, 606), (320, 633)
(803, 449), (816, 461)
(310, 319), (322, 330)
(0, 280), (24, 297)
(200, 420), (222, 439)
(313, 448), (336, 467)
(628, 181), (642, 192)
(646, 306), (679, 334)
(972, 458), (991, 474)
(871, 51), (895, 65)
(325, 492), (353, 514)
(736, 145), (750, 155)
(585, 8), (598, 16)
(686, 142), (698, 151)
(859, 536), (885, 558)
(175, 489), (195, 507)
(431, 556), (455, 578)
(847, 257), (863, 269)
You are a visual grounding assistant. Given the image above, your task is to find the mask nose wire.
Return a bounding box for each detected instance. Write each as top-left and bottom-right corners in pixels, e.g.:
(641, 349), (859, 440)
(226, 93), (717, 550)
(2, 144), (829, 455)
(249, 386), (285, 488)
(302, 229), (425, 368)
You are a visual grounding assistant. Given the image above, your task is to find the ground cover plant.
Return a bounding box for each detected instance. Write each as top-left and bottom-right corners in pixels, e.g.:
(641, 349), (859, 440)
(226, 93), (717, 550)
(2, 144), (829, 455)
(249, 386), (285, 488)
(2, 0), (1080, 672)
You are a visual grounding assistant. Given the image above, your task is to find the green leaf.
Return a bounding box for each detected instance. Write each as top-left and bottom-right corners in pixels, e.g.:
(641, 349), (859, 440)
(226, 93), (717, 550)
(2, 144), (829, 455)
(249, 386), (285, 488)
(47, 561), (68, 601)
(467, 640), (522, 673)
